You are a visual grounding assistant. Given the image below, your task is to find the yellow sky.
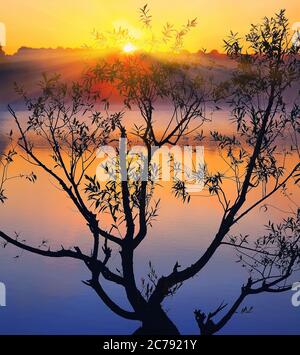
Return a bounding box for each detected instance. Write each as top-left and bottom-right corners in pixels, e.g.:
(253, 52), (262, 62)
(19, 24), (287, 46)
(1, 0), (300, 54)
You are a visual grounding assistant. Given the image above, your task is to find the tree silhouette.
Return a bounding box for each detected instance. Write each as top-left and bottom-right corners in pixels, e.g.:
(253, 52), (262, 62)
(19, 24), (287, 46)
(0, 147), (14, 203)
(0, 45), (5, 58)
(0, 132), (36, 204)
(193, 9), (300, 334)
(91, 3), (197, 53)
(0, 10), (300, 335)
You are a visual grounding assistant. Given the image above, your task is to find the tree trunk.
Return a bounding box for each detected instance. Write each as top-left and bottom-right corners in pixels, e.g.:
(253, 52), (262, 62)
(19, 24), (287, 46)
(133, 306), (180, 335)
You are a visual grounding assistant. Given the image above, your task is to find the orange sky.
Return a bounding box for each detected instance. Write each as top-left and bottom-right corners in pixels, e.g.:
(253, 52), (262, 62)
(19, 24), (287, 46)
(1, 0), (300, 54)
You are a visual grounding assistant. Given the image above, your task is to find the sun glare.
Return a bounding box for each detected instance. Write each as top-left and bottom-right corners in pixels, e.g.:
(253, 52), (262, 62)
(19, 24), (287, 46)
(123, 42), (137, 53)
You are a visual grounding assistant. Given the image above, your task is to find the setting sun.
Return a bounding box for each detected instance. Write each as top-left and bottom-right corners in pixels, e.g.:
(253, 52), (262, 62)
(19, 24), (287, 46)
(123, 42), (136, 53)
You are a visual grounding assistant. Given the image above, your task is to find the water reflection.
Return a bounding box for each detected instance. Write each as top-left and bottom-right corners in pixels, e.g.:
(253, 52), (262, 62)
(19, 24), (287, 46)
(0, 109), (299, 334)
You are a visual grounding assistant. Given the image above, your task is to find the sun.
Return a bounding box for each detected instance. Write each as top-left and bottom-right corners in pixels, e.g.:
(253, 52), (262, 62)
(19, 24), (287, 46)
(123, 42), (137, 53)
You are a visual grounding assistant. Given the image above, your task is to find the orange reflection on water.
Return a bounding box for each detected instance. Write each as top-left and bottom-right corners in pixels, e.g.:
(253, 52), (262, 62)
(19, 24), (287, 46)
(1, 140), (298, 268)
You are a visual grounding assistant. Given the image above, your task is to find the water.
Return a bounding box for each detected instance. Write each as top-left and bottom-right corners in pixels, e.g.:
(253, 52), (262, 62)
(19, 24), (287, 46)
(0, 109), (300, 334)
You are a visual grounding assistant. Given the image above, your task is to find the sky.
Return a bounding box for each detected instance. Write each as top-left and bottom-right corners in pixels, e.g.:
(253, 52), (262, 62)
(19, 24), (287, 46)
(0, 0), (300, 54)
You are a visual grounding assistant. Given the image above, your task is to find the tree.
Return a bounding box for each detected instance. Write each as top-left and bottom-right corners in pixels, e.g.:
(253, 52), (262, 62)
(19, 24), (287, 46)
(0, 45), (5, 58)
(0, 9), (300, 335)
(91, 3), (197, 53)
(1, 58), (210, 334)
(0, 138), (15, 204)
(0, 131), (35, 204)
(88, 10), (300, 334)
(193, 9), (300, 334)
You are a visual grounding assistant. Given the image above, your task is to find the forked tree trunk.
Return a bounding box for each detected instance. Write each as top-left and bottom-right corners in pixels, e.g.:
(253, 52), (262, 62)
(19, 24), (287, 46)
(133, 306), (180, 335)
